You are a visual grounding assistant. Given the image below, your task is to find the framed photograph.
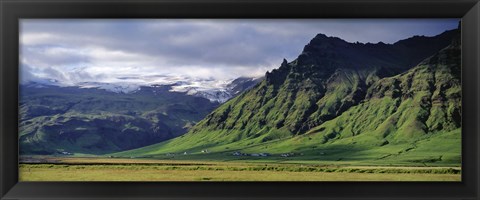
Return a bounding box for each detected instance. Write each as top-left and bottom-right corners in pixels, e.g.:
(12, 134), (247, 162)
(1, 0), (479, 199)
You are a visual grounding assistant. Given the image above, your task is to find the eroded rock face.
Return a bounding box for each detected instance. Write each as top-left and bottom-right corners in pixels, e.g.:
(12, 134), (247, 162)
(192, 28), (460, 139)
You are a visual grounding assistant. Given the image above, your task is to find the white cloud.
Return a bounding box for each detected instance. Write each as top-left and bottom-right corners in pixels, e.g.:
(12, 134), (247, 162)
(20, 19), (459, 87)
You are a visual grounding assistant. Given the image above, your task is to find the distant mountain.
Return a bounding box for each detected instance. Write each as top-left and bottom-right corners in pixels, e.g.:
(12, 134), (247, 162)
(19, 75), (263, 155)
(19, 84), (220, 155)
(226, 77), (264, 95)
(40, 76), (262, 103)
(169, 77), (263, 103)
(116, 28), (461, 165)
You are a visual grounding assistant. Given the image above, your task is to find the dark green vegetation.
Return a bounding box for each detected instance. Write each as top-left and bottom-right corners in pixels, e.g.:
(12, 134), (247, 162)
(19, 85), (219, 155)
(116, 28), (461, 166)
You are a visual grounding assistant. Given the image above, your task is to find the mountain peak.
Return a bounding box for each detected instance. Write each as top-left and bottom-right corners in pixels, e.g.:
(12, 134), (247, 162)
(116, 28), (461, 166)
(309, 33), (346, 45)
(313, 33), (328, 39)
(300, 34), (349, 57)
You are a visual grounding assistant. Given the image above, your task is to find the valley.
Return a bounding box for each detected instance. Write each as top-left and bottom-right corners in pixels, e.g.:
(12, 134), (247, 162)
(19, 24), (462, 181)
(19, 77), (261, 155)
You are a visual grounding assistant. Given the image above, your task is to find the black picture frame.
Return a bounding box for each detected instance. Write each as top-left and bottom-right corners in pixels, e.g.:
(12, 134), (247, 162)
(1, 0), (479, 199)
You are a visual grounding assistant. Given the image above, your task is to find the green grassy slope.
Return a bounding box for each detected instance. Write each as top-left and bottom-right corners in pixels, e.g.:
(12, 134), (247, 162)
(19, 85), (218, 155)
(114, 30), (461, 166)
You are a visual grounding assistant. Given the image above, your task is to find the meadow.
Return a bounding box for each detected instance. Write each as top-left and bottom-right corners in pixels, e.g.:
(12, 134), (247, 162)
(19, 157), (461, 181)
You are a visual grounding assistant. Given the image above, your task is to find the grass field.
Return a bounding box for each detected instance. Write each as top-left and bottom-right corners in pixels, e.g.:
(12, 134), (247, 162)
(19, 157), (461, 181)
(112, 129), (461, 167)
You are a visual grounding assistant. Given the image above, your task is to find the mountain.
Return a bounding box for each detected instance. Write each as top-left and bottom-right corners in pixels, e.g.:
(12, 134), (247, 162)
(171, 77), (263, 103)
(31, 75), (263, 103)
(19, 75), (263, 155)
(18, 84), (218, 155)
(116, 28), (461, 165)
(226, 77), (264, 95)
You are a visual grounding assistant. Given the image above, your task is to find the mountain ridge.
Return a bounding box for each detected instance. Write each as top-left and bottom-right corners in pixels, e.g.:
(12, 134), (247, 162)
(114, 28), (461, 166)
(198, 27), (460, 136)
(19, 76), (262, 155)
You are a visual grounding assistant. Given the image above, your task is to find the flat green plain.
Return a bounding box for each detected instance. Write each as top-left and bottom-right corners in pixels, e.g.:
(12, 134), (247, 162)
(19, 158), (461, 181)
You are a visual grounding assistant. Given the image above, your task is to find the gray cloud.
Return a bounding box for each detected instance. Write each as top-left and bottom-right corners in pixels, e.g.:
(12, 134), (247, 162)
(20, 19), (459, 84)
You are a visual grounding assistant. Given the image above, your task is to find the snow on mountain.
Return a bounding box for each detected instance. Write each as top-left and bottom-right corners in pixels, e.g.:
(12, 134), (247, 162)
(23, 78), (62, 88)
(168, 78), (232, 103)
(179, 87), (233, 103)
(23, 75), (263, 103)
(168, 76), (263, 103)
(226, 77), (263, 95)
(77, 82), (141, 93)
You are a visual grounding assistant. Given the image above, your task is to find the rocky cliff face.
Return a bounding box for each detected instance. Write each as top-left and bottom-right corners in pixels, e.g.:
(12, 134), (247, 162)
(306, 33), (461, 144)
(190, 29), (459, 139)
(113, 28), (462, 165)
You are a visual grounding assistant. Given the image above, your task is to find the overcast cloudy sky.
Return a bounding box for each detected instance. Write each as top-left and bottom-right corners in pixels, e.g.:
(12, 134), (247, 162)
(20, 19), (459, 86)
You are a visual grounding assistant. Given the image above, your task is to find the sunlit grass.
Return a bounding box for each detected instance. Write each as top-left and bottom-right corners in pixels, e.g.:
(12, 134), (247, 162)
(19, 160), (461, 182)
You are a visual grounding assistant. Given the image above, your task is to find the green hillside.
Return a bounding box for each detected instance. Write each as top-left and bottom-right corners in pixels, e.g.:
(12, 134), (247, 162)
(114, 29), (461, 166)
(19, 85), (219, 155)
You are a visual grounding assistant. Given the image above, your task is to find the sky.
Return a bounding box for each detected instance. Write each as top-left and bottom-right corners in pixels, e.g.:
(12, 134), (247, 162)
(20, 19), (460, 86)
